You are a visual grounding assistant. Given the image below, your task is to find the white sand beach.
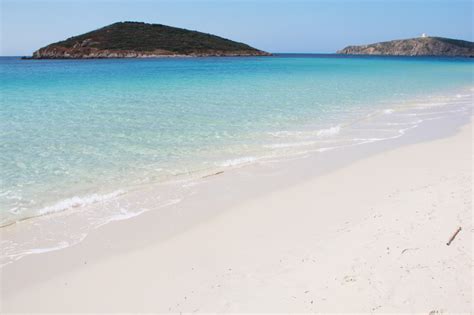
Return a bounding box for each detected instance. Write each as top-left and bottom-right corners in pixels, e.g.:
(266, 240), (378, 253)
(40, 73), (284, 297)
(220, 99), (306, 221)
(1, 114), (472, 313)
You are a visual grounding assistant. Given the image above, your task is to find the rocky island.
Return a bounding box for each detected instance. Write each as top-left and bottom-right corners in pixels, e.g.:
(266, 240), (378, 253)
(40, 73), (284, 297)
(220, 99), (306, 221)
(337, 36), (474, 57)
(26, 21), (271, 59)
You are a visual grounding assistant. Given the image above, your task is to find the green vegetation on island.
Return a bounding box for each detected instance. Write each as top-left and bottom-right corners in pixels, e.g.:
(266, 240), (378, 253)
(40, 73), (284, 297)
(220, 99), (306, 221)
(28, 22), (271, 59)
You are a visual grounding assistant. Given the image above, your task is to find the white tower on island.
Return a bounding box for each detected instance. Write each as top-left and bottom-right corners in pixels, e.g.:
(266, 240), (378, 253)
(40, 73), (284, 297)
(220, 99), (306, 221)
(421, 33), (427, 38)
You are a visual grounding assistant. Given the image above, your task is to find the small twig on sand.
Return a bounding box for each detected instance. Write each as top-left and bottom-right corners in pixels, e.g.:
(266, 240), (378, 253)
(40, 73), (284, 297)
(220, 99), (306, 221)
(401, 247), (419, 254)
(202, 171), (224, 179)
(446, 227), (462, 246)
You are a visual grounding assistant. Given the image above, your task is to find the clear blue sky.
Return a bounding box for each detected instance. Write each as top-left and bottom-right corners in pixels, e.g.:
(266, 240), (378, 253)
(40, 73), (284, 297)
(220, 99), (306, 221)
(1, 0), (472, 56)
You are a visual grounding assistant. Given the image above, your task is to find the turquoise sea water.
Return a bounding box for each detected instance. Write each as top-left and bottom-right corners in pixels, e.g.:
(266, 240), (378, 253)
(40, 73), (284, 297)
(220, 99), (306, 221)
(1, 55), (473, 229)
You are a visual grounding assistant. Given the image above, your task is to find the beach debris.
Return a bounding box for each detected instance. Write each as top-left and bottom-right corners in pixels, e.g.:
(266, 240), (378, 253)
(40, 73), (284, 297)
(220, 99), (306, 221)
(446, 227), (462, 246)
(401, 247), (419, 254)
(202, 171), (224, 179)
(343, 275), (356, 283)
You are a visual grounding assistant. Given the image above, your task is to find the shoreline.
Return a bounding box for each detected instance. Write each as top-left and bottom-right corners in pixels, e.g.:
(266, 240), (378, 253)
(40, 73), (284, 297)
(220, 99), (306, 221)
(1, 87), (472, 267)
(21, 53), (272, 60)
(1, 96), (472, 312)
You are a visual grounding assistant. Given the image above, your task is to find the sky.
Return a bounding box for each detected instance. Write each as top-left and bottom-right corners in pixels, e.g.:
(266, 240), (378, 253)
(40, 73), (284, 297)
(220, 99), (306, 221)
(1, 0), (473, 56)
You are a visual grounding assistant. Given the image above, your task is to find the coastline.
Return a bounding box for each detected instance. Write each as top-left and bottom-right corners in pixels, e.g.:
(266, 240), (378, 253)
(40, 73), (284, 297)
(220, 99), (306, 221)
(1, 87), (472, 267)
(2, 55), (472, 234)
(1, 98), (471, 312)
(22, 51), (272, 60)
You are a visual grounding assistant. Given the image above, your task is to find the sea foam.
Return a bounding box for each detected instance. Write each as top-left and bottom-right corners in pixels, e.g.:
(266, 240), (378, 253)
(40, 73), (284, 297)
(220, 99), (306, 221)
(217, 156), (259, 167)
(37, 190), (126, 217)
(316, 125), (341, 137)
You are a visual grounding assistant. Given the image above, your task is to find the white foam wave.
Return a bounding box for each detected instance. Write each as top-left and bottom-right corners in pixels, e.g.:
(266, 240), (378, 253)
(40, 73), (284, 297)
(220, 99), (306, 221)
(268, 125), (341, 138)
(316, 125), (341, 137)
(383, 119), (424, 126)
(316, 147), (335, 152)
(217, 156), (259, 167)
(264, 140), (318, 149)
(267, 130), (303, 137)
(352, 124), (419, 143)
(96, 198), (182, 228)
(0, 238), (84, 268)
(405, 108), (468, 116)
(37, 190), (126, 217)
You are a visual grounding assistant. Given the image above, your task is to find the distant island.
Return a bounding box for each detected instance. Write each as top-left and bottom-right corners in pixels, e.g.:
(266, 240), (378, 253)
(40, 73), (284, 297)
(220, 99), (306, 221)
(337, 36), (474, 57)
(26, 22), (271, 59)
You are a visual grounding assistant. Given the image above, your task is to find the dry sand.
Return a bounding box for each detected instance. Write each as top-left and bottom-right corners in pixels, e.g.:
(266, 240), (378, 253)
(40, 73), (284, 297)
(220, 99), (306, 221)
(1, 117), (472, 313)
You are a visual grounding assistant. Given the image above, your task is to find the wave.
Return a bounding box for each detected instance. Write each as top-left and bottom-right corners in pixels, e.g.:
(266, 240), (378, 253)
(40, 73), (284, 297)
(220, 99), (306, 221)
(316, 125), (341, 137)
(268, 125), (342, 138)
(264, 140), (318, 149)
(1, 196), (183, 267)
(217, 156), (259, 167)
(0, 240), (78, 268)
(95, 198), (182, 228)
(37, 190), (126, 217)
(405, 108), (469, 116)
(1, 189), (128, 227)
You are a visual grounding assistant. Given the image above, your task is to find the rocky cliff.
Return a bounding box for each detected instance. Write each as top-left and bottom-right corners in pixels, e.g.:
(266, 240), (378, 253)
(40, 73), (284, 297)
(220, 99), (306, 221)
(28, 22), (271, 59)
(337, 37), (474, 57)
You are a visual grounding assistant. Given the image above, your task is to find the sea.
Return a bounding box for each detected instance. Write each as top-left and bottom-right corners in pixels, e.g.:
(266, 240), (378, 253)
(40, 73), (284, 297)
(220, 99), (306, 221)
(1, 54), (472, 265)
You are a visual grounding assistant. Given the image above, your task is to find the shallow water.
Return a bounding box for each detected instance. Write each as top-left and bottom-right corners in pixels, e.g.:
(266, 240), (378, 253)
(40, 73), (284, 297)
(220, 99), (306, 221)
(0, 55), (473, 265)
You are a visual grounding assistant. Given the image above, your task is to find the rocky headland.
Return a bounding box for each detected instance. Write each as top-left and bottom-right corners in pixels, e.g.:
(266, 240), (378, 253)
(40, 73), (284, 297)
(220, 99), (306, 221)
(337, 37), (474, 57)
